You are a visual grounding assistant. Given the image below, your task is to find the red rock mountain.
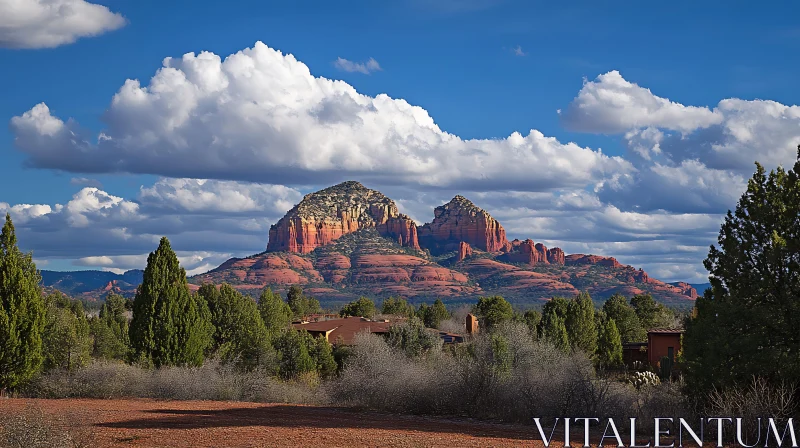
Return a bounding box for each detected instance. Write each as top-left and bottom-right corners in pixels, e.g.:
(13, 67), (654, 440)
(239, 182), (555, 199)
(418, 195), (508, 254)
(191, 181), (699, 307)
(267, 181), (419, 253)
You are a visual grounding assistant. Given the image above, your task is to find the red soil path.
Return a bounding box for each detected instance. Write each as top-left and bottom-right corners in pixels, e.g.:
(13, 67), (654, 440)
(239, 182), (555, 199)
(0, 398), (555, 447)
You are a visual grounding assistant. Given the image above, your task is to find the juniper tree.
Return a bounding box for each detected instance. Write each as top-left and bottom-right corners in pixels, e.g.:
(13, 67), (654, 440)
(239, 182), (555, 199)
(42, 293), (91, 371)
(340, 296), (376, 318)
(129, 237), (213, 368)
(542, 314), (569, 353)
(417, 299), (450, 328)
(597, 317), (623, 367)
(565, 292), (597, 355)
(381, 296), (415, 317)
(0, 214), (46, 391)
(90, 293), (130, 360)
(258, 287), (292, 333)
(684, 147), (800, 393)
(602, 294), (645, 343)
(198, 283), (271, 370)
(473, 295), (513, 331)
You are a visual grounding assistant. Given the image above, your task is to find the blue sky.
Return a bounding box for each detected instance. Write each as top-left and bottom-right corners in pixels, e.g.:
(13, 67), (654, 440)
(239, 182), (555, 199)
(1, 0), (799, 281)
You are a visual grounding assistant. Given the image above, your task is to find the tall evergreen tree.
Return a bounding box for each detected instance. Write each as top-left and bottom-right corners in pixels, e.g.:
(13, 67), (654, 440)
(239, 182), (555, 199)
(273, 329), (315, 380)
(538, 296), (569, 338)
(565, 292), (597, 355)
(522, 309), (542, 338)
(630, 294), (673, 330)
(258, 287), (292, 333)
(684, 148), (800, 393)
(0, 214), (46, 391)
(602, 294), (645, 343)
(597, 318), (623, 367)
(129, 237), (213, 368)
(417, 299), (450, 328)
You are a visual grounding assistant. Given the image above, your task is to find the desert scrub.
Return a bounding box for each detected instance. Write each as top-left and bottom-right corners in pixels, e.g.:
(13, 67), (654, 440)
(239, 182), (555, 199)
(24, 359), (326, 405)
(0, 403), (94, 448)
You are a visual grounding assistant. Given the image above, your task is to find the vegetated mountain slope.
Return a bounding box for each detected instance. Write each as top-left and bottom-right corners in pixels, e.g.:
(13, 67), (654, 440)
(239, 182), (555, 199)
(42, 181), (698, 308)
(40, 269), (143, 301)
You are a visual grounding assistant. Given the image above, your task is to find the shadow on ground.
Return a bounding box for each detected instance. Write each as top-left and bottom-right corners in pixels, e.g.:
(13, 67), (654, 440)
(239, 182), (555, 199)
(96, 405), (539, 441)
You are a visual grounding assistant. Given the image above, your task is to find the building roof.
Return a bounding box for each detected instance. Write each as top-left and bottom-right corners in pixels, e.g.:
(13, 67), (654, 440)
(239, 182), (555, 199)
(647, 328), (685, 335)
(293, 316), (393, 345)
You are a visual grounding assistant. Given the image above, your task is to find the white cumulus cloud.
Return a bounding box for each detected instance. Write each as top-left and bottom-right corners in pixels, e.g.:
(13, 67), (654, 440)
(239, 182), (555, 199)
(10, 42), (632, 192)
(0, 0), (126, 49)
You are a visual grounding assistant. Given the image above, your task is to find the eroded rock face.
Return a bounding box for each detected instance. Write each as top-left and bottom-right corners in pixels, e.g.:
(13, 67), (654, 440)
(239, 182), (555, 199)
(418, 195), (509, 254)
(670, 281), (698, 299)
(457, 241), (473, 261)
(498, 239), (566, 265)
(565, 254), (622, 268)
(267, 181), (420, 253)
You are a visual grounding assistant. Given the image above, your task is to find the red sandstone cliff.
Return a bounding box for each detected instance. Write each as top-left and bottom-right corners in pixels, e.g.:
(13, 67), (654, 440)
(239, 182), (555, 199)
(418, 195), (509, 254)
(267, 181), (420, 254)
(457, 241), (473, 261)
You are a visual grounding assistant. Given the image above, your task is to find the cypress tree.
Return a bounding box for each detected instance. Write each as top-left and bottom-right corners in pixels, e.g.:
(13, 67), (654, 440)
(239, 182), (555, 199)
(0, 214), (46, 391)
(90, 293), (130, 360)
(597, 318), (623, 367)
(565, 292), (598, 355)
(129, 237), (213, 368)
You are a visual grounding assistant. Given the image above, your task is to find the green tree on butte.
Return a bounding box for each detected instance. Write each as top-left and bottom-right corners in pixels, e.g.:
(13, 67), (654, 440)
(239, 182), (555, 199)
(129, 237), (214, 368)
(0, 214), (46, 391)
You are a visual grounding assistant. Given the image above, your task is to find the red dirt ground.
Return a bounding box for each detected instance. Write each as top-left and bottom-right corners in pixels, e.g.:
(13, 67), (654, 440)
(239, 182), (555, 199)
(0, 398), (556, 447)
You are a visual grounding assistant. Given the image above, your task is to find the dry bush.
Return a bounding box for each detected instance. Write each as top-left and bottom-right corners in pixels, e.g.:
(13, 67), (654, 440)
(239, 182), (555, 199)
(330, 322), (663, 423)
(0, 403), (94, 448)
(705, 377), (798, 444)
(25, 359), (325, 405)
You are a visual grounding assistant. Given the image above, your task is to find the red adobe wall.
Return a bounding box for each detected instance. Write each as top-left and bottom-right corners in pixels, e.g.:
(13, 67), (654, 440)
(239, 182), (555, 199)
(648, 333), (681, 367)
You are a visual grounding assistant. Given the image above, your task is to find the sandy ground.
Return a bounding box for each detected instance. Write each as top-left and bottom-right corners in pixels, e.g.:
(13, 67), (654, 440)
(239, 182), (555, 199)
(0, 398), (554, 447)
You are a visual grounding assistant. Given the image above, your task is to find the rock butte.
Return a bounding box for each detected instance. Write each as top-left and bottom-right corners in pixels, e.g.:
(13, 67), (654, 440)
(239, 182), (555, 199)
(50, 181), (698, 305)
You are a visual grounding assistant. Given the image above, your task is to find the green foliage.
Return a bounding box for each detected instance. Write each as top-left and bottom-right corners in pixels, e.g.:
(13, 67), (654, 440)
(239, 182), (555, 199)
(272, 329), (316, 380)
(257, 287), (292, 333)
(42, 293), (91, 371)
(630, 293), (673, 330)
(0, 214), (46, 390)
(129, 237), (214, 368)
(307, 335), (337, 379)
(565, 292), (597, 355)
(286, 285), (320, 319)
(541, 314), (569, 353)
(340, 296), (376, 318)
(684, 149), (800, 394)
(380, 297), (415, 317)
(602, 294), (646, 343)
(490, 333), (513, 376)
(473, 296), (513, 331)
(596, 318), (623, 368)
(522, 309), (541, 337)
(387, 317), (442, 357)
(90, 293), (129, 360)
(417, 299), (450, 328)
(199, 283), (272, 370)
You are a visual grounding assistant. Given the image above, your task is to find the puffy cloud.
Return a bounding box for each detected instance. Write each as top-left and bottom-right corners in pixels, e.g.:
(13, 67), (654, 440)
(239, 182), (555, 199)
(10, 42), (632, 191)
(0, 0), (125, 49)
(561, 71), (800, 173)
(138, 178), (302, 215)
(334, 57), (382, 74)
(560, 71), (722, 134)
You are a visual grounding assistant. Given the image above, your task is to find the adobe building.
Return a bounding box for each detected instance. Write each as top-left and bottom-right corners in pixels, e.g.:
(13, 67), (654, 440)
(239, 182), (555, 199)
(647, 329), (683, 368)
